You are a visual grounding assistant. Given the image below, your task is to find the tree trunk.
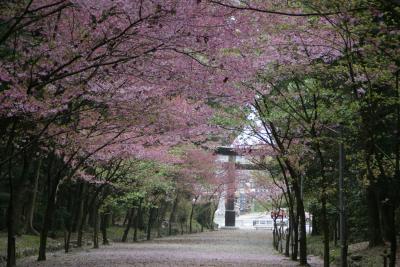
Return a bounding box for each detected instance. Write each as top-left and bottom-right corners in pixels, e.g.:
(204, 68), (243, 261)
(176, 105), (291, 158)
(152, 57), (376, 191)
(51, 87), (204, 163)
(189, 199), (197, 234)
(139, 207), (146, 230)
(77, 184), (103, 247)
(93, 205), (99, 249)
(169, 195), (179, 235)
(25, 158), (41, 235)
(72, 182), (86, 232)
(76, 202), (88, 247)
(277, 157), (296, 259)
(286, 198), (296, 259)
(6, 183), (16, 267)
(282, 158), (306, 265)
(285, 217), (291, 257)
(77, 187), (93, 248)
(65, 229), (71, 253)
(38, 150), (59, 262)
(122, 209), (131, 227)
(295, 186), (307, 265)
(312, 212), (319, 235)
(38, 183), (58, 261)
(133, 199), (142, 242)
(157, 204), (167, 238)
(279, 224), (283, 253)
(101, 212), (109, 245)
(210, 201), (217, 230)
(292, 214), (299, 261)
(65, 183), (83, 253)
(147, 207), (155, 241)
(321, 196), (330, 267)
(366, 185), (384, 247)
(122, 208), (135, 242)
(381, 202), (397, 267)
(5, 121), (16, 267)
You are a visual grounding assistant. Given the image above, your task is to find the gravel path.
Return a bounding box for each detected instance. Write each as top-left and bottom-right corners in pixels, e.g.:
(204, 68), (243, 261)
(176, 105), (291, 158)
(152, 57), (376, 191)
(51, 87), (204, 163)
(19, 230), (323, 267)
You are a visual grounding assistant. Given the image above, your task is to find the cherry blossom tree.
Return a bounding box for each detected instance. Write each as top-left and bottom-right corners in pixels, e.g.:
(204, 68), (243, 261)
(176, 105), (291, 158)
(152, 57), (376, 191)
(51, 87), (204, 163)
(0, 1), (244, 265)
(177, 147), (223, 233)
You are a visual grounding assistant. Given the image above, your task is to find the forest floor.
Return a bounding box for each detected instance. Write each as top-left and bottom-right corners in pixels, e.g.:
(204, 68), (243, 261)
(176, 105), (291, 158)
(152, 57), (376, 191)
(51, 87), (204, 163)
(307, 235), (400, 266)
(17, 229), (325, 267)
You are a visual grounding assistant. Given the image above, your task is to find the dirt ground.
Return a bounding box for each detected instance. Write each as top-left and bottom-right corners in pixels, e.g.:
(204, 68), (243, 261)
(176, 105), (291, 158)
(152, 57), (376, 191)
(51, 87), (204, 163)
(18, 230), (324, 267)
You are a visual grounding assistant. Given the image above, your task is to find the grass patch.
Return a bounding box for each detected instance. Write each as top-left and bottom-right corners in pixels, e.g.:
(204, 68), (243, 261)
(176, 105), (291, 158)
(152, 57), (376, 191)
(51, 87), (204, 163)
(347, 242), (387, 267)
(107, 226), (146, 242)
(307, 235), (391, 267)
(307, 235), (340, 265)
(0, 233), (62, 259)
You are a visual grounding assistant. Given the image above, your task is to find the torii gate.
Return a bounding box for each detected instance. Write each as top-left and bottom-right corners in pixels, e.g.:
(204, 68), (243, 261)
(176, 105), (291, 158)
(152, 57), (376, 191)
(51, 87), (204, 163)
(215, 146), (263, 227)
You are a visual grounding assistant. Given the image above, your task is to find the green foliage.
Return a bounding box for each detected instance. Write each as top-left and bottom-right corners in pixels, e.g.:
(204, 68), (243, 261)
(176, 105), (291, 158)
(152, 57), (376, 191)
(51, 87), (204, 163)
(195, 202), (212, 227)
(252, 199), (272, 212)
(104, 159), (175, 212)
